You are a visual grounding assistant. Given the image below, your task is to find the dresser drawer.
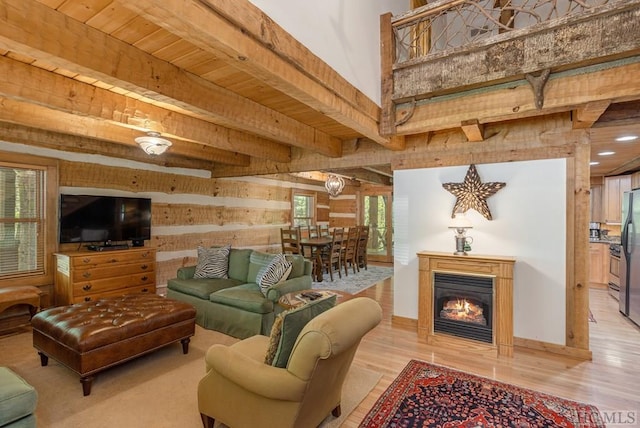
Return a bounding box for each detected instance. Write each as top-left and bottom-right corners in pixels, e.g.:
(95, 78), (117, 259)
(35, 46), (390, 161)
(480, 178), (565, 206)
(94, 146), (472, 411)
(71, 285), (157, 304)
(72, 271), (156, 296)
(72, 261), (155, 282)
(71, 250), (154, 267)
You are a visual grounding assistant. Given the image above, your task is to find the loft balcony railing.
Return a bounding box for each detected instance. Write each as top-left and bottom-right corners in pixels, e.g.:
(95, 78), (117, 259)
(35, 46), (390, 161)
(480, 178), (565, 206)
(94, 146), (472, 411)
(392, 0), (611, 66)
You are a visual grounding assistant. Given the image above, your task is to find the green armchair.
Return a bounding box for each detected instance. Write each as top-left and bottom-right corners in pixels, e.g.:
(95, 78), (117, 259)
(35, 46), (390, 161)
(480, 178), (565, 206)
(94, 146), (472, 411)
(197, 297), (382, 428)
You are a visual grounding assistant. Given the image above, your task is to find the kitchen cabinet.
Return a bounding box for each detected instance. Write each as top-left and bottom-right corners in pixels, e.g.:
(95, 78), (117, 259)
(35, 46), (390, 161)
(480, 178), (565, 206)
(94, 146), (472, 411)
(632, 171), (640, 190)
(590, 184), (603, 222)
(603, 175), (631, 224)
(589, 242), (608, 285)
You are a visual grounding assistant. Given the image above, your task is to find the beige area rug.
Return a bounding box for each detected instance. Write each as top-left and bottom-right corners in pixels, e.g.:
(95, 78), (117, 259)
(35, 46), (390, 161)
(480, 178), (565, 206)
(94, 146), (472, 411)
(0, 326), (380, 428)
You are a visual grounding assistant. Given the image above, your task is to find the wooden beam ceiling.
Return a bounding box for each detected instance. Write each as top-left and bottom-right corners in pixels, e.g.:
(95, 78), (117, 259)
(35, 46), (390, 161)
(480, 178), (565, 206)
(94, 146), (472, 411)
(0, 0), (342, 157)
(0, 0), (637, 182)
(119, 0), (402, 151)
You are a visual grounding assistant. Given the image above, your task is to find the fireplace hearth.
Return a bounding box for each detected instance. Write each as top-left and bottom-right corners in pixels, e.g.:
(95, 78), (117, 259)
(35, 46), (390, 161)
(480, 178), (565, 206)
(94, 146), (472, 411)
(433, 272), (493, 343)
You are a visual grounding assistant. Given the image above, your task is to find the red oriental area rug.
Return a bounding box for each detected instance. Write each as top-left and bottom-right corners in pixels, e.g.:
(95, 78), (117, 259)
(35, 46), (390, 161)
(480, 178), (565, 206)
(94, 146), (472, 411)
(360, 360), (605, 428)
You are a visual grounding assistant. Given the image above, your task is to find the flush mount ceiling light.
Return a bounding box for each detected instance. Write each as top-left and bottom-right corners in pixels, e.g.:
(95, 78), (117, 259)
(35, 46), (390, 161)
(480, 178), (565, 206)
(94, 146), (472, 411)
(598, 151), (615, 156)
(590, 161), (600, 166)
(325, 174), (345, 197)
(615, 135), (638, 142)
(135, 131), (172, 155)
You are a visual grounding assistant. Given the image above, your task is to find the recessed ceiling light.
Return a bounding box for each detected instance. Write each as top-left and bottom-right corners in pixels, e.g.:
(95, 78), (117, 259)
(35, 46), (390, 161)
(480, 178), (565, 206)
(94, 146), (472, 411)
(615, 135), (638, 142)
(590, 161), (600, 166)
(598, 151), (615, 156)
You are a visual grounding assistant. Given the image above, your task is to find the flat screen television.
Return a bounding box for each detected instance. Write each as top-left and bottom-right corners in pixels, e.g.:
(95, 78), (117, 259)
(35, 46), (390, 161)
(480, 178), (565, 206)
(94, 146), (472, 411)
(59, 194), (152, 246)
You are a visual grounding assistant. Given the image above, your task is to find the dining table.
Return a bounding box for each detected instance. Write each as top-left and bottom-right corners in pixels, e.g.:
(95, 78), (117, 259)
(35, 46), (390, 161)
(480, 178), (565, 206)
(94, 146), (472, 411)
(299, 236), (333, 282)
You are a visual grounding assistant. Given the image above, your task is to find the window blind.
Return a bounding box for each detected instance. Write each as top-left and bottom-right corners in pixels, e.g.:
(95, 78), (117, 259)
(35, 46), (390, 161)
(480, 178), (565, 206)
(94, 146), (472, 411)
(0, 165), (45, 278)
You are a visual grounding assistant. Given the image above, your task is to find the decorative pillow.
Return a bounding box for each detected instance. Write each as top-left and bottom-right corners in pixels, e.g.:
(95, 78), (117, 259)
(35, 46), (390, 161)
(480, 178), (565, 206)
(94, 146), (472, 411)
(265, 294), (337, 368)
(193, 245), (231, 279)
(256, 254), (292, 296)
(264, 314), (284, 365)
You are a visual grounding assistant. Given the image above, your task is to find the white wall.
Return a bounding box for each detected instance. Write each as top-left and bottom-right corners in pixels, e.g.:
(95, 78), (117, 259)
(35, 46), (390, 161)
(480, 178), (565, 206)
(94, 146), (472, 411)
(247, 0), (408, 104)
(393, 159), (567, 345)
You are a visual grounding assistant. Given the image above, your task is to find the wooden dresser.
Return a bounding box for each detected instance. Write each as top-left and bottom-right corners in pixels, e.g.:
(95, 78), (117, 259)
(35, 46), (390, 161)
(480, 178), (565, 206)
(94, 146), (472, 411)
(53, 248), (156, 306)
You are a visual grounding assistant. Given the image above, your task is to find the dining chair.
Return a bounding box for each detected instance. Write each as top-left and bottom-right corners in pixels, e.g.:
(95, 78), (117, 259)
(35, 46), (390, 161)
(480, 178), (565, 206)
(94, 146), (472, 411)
(318, 224), (330, 237)
(320, 227), (343, 281)
(341, 227), (360, 276)
(280, 227), (301, 255)
(356, 225), (369, 271)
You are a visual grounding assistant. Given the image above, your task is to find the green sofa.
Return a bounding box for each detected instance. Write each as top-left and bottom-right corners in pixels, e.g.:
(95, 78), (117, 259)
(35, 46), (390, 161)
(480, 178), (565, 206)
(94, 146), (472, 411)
(0, 367), (37, 428)
(167, 249), (312, 339)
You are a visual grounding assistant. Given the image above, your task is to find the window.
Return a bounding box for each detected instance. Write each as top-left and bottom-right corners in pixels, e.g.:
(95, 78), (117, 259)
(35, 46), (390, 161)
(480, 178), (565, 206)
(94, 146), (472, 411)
(292, 190), (316, 227)
(0, 152), (57, 287)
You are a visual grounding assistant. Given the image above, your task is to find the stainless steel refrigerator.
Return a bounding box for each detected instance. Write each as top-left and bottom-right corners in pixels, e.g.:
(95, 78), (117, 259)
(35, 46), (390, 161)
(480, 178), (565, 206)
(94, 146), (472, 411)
(620, 189), (640, 326)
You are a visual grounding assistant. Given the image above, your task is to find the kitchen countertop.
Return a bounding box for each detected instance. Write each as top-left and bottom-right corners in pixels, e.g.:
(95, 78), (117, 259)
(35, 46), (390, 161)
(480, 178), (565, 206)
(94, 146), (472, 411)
(590, 237), (621, 245)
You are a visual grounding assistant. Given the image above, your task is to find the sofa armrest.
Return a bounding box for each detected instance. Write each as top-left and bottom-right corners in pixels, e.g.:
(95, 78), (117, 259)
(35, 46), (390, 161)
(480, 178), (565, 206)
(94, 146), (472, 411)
(266, 275), (312, 301)
(177, 265), (196, 280)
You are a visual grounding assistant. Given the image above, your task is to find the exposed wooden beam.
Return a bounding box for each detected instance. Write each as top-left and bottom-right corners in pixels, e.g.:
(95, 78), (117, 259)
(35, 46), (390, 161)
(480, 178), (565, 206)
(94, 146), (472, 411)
(0, 97), (250, 166)
(461, 119), (485, 142)
(119, 0), (393, 149)
(572, 100), (611, 129)
(326, 168), (392, 185)
(0, 55), (292, 163)
(396, 61), (640, 136)
(0, 0), (341, 158)
(212, 113), (575, 177)
(363, 165), (394, 177)
(0, 123), (215, 170)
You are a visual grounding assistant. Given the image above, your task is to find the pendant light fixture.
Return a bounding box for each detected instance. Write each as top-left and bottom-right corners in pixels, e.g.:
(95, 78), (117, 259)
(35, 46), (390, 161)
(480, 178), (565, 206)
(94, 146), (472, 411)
(325, 174), (345, 197)
(135, 131), (172, 155)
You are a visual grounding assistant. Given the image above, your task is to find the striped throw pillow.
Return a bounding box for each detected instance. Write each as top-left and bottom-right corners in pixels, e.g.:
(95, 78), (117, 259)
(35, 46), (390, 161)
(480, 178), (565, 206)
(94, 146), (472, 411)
(256, 254), (292, 296)
(193, 245), (231, 279)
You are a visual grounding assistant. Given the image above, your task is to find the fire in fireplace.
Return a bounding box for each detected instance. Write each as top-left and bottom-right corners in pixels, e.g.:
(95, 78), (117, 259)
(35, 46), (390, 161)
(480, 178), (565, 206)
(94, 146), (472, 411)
(433, 272), (493, 343)
(440, 297), (487, 325)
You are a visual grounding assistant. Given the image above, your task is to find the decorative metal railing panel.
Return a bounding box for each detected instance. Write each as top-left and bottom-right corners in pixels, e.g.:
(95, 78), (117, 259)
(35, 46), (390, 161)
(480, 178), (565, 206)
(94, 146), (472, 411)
(392, 0), (611, 65)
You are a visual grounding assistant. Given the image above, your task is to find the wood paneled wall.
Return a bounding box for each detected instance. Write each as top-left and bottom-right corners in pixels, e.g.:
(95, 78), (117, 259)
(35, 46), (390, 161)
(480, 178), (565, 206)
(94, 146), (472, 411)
(52, 158), (330, 293)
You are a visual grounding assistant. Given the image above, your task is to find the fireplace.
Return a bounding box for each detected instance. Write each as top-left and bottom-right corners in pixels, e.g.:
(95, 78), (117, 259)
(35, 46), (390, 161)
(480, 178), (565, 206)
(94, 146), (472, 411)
(433, 272), (493, 343)
(417, 251), (515, 356)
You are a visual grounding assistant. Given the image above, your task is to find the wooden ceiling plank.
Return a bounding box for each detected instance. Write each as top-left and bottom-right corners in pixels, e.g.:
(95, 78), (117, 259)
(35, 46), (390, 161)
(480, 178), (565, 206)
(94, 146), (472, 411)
(85, 3), (138, 35)
(572, 100), (611, 129)
(0, 0), (341, 158)
(0, 55), (291, 163)
(56, 0), (112, 23)
(396, 61), (640, 136)
(0, 122), (214, 170)
(0, 97), (250, 165)
(119, 0), (393, 149)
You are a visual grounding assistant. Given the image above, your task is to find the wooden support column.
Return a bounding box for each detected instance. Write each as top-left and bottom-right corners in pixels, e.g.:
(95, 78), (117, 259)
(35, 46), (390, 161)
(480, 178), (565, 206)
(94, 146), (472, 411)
(566, 132), (591, 352)
(380, 12), (396, 137)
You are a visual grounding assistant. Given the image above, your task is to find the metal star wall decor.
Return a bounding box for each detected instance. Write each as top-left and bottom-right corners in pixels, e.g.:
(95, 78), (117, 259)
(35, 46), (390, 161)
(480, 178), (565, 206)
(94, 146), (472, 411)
(442, 164), (506, 220)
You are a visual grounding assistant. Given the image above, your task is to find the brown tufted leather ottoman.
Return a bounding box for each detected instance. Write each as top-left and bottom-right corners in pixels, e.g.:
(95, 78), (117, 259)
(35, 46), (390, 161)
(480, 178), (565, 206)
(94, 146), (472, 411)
(31, 293), (196, 396)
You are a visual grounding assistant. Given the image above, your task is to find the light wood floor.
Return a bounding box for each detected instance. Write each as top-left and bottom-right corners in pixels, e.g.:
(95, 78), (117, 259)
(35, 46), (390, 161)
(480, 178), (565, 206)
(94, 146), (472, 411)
(344, 275), (640, 427)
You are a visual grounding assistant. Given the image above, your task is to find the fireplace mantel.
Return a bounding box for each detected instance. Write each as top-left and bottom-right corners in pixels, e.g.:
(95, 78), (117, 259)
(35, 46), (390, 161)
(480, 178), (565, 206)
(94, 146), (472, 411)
(417, 251), (516, 357)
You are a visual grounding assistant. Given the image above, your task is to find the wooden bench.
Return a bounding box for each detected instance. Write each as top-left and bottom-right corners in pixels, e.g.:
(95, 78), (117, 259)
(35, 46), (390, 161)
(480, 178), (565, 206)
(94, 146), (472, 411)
(31, 293), (196, 396)
(0, 286), (42, 333)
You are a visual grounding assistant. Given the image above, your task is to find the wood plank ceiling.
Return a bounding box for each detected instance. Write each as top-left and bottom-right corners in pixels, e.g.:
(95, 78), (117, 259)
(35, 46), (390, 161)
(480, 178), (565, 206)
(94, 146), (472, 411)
(0, 0), (638, 184)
